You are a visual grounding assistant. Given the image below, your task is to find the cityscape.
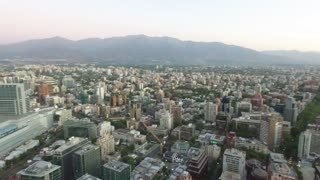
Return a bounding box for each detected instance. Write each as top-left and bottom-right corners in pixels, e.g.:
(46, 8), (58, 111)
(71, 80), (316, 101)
(1, 1), (320, 180)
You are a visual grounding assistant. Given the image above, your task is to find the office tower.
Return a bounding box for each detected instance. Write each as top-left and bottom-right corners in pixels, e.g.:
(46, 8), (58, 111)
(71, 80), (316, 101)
(223, 148), (246, 180)
(159, 109), (173, 130)
(62, 76), (75, 88)
(235, 101), (252, 117)
(52, 137), (90, 180)
(95, 85), (105, 104)
(130, 100), (141, 121)
(259, 113), (283, 150)
(73, 144), (101, 179)
(204, 102), (218, 122)
(96, 134), (115, 160)
(171, 105), (182, 125)
(64, 118), (98, 140)
(298, 129), (320, 159)
(102, 160), (131, 180)
(18, 161), (62, 180)
(186, 147), (209, 180)
(0, 83), (29, 115)
(283, 97), (298, 124)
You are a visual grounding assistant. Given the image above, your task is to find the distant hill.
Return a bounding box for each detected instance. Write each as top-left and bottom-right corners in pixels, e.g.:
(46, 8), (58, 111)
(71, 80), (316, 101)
(263, 50), (320, 64)
(0, 35), (313, 65)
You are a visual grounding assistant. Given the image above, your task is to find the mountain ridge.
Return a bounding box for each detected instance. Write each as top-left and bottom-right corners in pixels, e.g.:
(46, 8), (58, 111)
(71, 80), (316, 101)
(0, 35), (317, 65)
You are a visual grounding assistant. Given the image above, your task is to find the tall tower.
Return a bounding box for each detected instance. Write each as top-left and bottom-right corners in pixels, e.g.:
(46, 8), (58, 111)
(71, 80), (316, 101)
(0, 83), (29, 115)
(130, 100), (141, 121)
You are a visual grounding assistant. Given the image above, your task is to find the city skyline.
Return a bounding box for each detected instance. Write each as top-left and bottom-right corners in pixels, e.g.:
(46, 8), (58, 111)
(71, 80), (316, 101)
(1, 0), (320, 51)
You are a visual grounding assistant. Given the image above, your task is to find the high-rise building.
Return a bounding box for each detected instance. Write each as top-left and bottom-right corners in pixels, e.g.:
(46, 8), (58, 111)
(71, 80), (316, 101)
(18, 161), (62, 180)
(259, 113), (283, 150)
(102, 160), (131, 180)
(186, 147), (208, 180)
(159, 109), (173, 130)
(95, 85), (105, 104)
(73, 144), (102, 179)
(0, 83), (29, 115)
(52, 137), (90, 180)
(298, 129), (320, 159)
(64, 118), (98, 140)
(223, 148), (246, 180)
(96, 134), (115, 160)
(130, 100), (141, 121)
(283, 97), (298, 124)
(171, 105), (182, 125)
(204, 102), (218, 122)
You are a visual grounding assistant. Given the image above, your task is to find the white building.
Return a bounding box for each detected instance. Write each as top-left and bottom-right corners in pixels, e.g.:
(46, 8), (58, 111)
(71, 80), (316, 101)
(159, 110), (173, 130)
(96, 134), (115, 160)
(298, 129), (320, 159)
(223, 148), (246, 180)
(0, 108), (55, 157)
(204, 102), (218, 122)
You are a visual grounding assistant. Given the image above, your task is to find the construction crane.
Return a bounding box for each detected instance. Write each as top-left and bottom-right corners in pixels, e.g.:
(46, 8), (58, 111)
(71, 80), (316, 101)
(142, 121), (165, 155)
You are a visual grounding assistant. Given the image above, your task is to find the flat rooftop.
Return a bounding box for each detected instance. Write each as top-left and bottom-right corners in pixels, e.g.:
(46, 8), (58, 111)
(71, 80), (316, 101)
(77, 174), (102, 180)
(103, 160), (130, 172)
(74, 144), (99, 155)
(18, 161), (60, 177)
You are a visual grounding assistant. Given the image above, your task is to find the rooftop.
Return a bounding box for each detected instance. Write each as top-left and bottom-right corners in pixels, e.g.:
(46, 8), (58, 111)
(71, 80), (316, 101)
(18, 161), (60, 177)
(54, 137), (88, 153)
(77, 173), (102, 180)
(103, 160), (130, 172)
(74, 144), (100, 155)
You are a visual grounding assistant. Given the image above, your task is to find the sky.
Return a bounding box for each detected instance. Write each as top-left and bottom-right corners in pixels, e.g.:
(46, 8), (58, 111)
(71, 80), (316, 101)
(1, 0), (320, 51)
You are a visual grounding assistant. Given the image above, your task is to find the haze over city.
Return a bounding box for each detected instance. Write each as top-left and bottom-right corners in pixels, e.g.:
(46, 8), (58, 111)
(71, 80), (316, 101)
(1, 1), (320, 180)
(1, 0), (320, 51)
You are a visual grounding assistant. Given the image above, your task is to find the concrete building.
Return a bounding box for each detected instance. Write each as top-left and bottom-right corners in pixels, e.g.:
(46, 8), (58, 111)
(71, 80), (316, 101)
(283, 97), (298, 125)
(64, 118), (98, 140)
(186, 147), (208, 180)
(52, 137), (90, 180)
(130, 101), (141, 121)
(54, 109), (72, 126)
(268, 153), (297, 180)
(159, 109), (173, 130)
(235, 101), (252, 117)
(135, 141), (160, 158)
(103, 160), (131, 180)
(171, 105), (183, 125)
(204, 102), (218, 122)
(298, 129), (320, 159)
(171, 124), (195, 141)
(96, 134), (115, 160)
(0, 83), (29, 115)
(131, 157), (165, 180)
(73, 144), (101, 179)
(259, 113), (283, 150)
(18, 161), (62, 180)
(223, 148), (246, 180)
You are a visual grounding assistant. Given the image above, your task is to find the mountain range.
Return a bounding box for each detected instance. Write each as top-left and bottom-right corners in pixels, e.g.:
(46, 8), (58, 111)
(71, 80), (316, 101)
(0, 35), (319, 65)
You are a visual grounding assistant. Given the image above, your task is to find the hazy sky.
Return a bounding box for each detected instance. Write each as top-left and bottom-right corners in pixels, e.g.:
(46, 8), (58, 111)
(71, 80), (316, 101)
(1, 0), (320, 51)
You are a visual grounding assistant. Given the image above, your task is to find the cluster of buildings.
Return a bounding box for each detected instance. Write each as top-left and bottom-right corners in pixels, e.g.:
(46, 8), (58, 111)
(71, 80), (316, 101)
(0, 64), (320, 180)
